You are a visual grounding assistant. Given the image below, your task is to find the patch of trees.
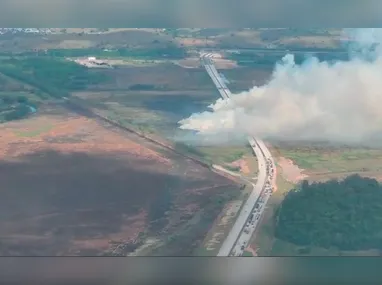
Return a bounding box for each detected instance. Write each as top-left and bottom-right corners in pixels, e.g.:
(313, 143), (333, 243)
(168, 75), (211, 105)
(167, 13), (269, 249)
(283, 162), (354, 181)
(275, 174), (382, 251)
(3, 104), (30, 121)
(0, 94), (34, 122)
(0, 57), (109, 98)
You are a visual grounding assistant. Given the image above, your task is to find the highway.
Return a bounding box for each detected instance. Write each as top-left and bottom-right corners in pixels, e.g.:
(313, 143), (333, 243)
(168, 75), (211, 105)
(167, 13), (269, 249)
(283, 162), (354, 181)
(200, 52), (275, 256)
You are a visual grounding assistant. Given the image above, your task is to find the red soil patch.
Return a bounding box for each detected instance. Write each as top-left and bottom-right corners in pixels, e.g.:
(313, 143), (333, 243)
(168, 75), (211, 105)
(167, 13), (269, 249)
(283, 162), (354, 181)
(0, 115), (171, 166)
(246, 244), (258, 256)
(272, 162), (278, 192)
(277, 156), (308, 184)
(213, 59), (238, 69)
(231, 159), (250, 175)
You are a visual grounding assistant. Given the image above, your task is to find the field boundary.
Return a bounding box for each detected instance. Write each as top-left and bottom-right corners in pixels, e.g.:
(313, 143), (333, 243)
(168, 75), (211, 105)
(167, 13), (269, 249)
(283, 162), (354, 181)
(63, 98), (213, 170)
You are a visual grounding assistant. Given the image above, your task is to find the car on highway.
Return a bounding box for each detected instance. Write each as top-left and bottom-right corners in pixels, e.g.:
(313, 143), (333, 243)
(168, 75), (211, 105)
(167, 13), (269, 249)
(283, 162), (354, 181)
(203, 53), (274, 257)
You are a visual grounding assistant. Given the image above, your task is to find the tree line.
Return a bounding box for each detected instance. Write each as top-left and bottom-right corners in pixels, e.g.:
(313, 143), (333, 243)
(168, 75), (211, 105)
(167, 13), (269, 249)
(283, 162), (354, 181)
(0, 94), (33, 122)
(275, 174), (382, 251)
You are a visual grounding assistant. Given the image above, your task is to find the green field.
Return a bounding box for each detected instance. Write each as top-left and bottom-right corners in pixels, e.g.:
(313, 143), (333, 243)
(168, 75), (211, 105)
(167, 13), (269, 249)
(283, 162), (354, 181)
(0, 57), (109, 99)
(279, 147), (382, 173)
(196, 146), (249, 165)
(0, 56), (111, 123)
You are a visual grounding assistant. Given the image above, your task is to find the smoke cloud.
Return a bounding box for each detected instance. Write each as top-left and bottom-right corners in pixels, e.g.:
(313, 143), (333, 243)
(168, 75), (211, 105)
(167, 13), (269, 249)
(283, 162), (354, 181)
(178, 29), (382, 146)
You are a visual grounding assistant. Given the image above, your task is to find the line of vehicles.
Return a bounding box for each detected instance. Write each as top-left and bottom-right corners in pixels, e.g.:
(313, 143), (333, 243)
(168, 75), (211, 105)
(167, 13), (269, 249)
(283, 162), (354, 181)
(200, 52), (275, 257)
(233, 157), (275, 256)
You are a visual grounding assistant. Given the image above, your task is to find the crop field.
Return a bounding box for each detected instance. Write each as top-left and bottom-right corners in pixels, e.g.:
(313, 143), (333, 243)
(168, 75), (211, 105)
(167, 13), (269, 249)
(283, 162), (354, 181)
(272, 143), (382, 182)
(0, 104), (240, 256)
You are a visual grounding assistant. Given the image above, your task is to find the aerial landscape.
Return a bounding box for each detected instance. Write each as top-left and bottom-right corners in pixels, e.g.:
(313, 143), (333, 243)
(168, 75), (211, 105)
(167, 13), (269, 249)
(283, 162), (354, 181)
(1, 28), (382, 256)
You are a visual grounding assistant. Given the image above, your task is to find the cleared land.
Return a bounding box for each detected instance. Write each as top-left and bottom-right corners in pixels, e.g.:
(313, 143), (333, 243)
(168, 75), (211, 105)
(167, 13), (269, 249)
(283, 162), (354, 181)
(0, 104), (240, 256)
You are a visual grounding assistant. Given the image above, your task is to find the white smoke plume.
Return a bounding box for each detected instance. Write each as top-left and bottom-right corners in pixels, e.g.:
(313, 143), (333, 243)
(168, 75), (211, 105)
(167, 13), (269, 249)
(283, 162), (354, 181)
(178, 29), (382, 146)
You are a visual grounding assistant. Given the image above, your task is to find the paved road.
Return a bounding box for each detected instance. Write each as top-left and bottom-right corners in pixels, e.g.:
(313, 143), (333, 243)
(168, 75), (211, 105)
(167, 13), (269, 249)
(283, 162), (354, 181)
(200, 52), (275, 256)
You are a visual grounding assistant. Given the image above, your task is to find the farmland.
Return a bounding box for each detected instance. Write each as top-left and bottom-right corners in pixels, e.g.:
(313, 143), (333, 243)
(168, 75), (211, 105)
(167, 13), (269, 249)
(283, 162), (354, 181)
(0, 28), (367, 257)
(0, 105), (240, 256)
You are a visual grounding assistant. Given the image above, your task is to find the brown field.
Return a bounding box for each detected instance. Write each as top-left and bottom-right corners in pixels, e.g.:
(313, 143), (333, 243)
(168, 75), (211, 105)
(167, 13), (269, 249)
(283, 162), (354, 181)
(277, 35), (341, 49)
(188, 29), (344, 49)
(0, 28), (346, 53)
(0, 104), (239, 256)
(177, 38), (216, 47)
(212, 59), (238, 70)
(0, 30), (174, 52)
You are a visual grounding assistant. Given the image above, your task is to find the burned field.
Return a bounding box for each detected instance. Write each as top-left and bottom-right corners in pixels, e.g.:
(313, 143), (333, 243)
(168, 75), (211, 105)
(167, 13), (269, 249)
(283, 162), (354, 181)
(0, 105), (239, 256)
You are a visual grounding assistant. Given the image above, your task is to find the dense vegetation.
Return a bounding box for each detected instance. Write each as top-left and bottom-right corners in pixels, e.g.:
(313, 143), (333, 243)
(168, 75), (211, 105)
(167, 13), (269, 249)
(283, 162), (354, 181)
(0, 93), (35, 122)
(275, 174), (382, 251)
(0, 57), (110, 122)
(0, 57), (109, 98)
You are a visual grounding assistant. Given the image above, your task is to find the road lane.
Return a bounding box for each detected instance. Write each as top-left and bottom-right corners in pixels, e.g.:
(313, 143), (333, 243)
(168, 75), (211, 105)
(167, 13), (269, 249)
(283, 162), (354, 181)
(200, 52), (275, 256)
